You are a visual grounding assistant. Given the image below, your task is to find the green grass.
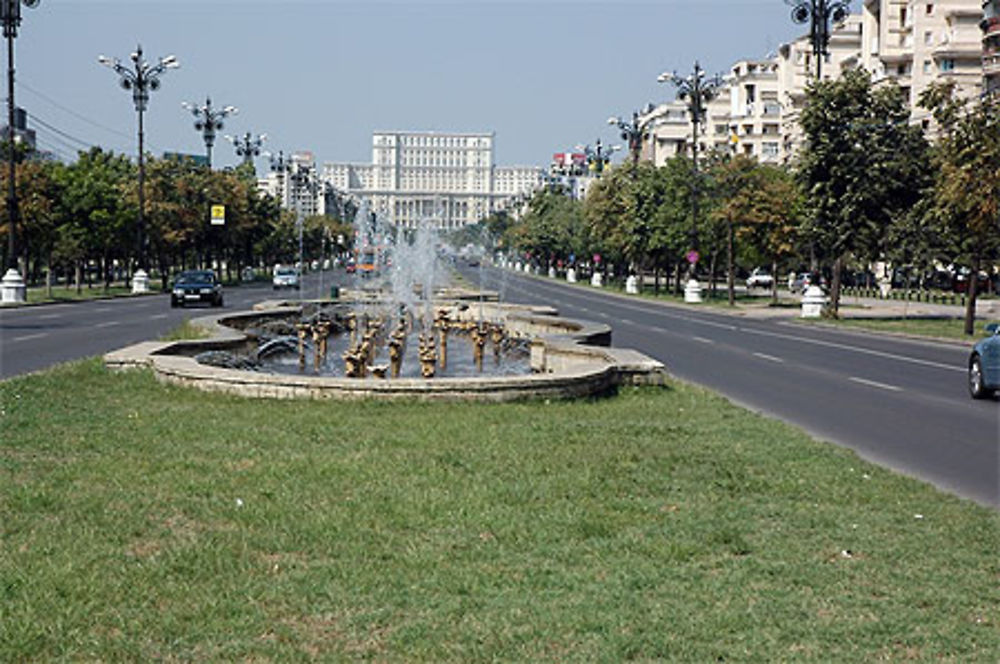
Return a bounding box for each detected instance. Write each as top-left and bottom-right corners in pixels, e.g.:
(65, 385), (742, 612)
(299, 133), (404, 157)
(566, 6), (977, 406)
(799, 316), (1000, 341)
(22, 284), (149, 304)
(159, 320), (213, 341)
(1, 360), (998, 661)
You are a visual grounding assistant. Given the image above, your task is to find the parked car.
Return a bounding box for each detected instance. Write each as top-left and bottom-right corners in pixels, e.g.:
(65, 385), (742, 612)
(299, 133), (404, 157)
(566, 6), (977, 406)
(345, 259), (356, 274)
(969, 323), (1000, 399)
(272, 265), (301, 290)
(171, 270), (223, 308)
(790, 272), (825, 294)
(745, 268), (774, 290)
(953, 270), (994, 295)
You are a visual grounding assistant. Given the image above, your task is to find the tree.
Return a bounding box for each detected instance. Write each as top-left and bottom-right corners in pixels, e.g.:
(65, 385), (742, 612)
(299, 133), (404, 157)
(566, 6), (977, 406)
(919, 83), (1000, 335)
(797, 68), (930, 314)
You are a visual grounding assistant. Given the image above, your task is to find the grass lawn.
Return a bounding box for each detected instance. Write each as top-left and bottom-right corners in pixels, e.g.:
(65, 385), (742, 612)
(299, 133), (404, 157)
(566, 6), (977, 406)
(22, 284), (147, 304)
(798, 316), (1000, 341)
(1, 360), (998, 661)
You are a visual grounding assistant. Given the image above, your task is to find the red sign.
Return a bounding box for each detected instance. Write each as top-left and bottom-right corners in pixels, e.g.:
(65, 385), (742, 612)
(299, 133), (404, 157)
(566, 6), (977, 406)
(686, 250), (700, 264)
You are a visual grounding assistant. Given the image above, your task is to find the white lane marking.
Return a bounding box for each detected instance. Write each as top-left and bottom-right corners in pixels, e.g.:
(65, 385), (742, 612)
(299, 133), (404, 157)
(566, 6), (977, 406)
(850, 376), (903, 392)
(39, 313), (61, 319)
(693, 336), (715, 344)
(150, 313), (169, 320)
(753, 352), (784, 363)
(12, 332), (49, 342)
(94, 307), (111, 313)
(743, 327), (963, 373)
(619, 318), (635, 326)
(95, 321), (120, 328)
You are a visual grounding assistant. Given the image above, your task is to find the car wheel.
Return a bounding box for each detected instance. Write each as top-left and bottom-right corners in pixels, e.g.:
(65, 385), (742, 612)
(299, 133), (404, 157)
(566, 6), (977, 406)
(170, 298), (178, 308)
(969, 355), (990, 399)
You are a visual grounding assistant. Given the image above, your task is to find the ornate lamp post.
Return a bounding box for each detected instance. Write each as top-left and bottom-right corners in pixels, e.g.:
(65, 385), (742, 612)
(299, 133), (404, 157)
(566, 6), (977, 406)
(658, 62), (723, 302)
(182, 97), (236, 168)
(98, 45), (178, 288)
(608, 105), (654, 167)
(786, 0), (851, 80)
(0, 0), (38, 304)
(578, 138), (621, 176)
(225, 131), (266, 171)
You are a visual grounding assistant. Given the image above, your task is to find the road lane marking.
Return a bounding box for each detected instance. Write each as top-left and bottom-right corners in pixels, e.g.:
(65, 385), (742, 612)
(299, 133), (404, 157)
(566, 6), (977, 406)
(12, 332), (48, 342)
(743, 327), (963, 373)
(693, 336), (715, 344)
(849, 376), (903, 392)
(95, 307), (111, 313)
(150, 314), (169, 320)
(95, 321), (119, 328)
(753, 352), (784, 363)
(39, 313), (61, 319)
(619, 318), (635, 326)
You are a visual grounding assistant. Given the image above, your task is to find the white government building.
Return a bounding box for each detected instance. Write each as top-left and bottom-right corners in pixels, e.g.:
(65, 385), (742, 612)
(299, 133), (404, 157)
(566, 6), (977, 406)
(323, 131), (543, 229)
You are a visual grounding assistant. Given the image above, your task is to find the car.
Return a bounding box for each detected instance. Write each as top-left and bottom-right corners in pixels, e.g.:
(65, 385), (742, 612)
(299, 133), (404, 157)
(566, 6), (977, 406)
(745, 268), (774, 290)
(171, 270), (223, 308)
(345, 259), (356, 274)
(969, 323), (1000, 399)
(272, 265), (301, 290)
(790, 271), (825, 294)
(953, 270), (994, 295)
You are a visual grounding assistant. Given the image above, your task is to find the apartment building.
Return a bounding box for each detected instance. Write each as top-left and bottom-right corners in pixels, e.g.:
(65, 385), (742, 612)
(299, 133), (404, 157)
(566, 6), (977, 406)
(985, 0), (1000, 94)
(257, 151), (329, 218)
(862, 0), (983, 125)
(644, 86), (733, 167)
(323, 131), (542, 230)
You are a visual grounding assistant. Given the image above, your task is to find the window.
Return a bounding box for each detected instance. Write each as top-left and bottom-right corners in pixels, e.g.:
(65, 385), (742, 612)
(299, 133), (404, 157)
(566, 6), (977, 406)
(926, 4), (933, 15)
(923, 60), (932, 74)
(939, 59), (955, 72)
(924, 31), (933, 45)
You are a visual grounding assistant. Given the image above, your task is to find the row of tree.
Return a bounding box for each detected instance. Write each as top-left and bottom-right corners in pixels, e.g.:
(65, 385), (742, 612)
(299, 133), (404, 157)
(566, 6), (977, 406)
(472, 72), (999, 334)
(1, 149), (354, 293)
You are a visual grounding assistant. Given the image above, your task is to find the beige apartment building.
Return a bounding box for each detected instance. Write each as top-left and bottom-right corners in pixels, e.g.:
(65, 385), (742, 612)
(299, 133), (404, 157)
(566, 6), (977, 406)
(324, 131), (542, 230)
(861, 0), (983, 125)
(983, 0), (1000, 95)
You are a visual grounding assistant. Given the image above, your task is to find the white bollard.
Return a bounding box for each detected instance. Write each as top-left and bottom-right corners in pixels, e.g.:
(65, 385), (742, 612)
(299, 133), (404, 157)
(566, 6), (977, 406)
(801, 285), (827, 318)
(566, 268), (577, 283)
(514, 261), (522, 272)
(625, 275), (638, 294)
(131, 269), (150, 294)
(684, 278), (703, 303)
(591, 272), (603, 287)
(548, 266), (556, 279)
(0, 268), (26, 304)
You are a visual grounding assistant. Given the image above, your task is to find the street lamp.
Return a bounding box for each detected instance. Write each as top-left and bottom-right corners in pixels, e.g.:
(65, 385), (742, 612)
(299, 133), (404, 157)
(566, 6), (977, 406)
(658, 61), (724, 302)
(225, 131), (266, 171)
(608, 104), (655, 166)
(786, 0), (851, 80)
(0, 0), (38, 303)
(98, 44), (178, 283)
(577, 138), (621, 176)
(182, 97), (237, 168)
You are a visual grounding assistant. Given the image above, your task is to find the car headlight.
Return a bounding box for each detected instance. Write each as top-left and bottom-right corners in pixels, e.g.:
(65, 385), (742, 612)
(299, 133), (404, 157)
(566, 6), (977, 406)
(172, 288), (183, 295)
(200, 288), (213, 294)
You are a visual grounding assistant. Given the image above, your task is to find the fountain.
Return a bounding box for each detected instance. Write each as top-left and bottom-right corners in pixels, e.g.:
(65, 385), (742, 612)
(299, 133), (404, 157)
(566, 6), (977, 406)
(104, 206), (666, 401)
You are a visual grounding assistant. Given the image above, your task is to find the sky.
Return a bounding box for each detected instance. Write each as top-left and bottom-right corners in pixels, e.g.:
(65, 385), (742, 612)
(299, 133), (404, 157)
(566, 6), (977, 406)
(18, 0), (858, 170)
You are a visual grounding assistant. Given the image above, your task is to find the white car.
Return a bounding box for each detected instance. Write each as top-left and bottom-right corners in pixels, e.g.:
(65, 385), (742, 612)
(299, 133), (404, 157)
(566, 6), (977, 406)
(745, 268), (774, 290)
(272, 266), (300, 290)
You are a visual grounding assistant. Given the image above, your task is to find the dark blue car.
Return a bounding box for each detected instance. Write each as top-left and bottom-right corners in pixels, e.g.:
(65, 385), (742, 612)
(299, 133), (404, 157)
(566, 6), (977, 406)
(170, 270), (223, 308)
(969, 323), (1000, 399)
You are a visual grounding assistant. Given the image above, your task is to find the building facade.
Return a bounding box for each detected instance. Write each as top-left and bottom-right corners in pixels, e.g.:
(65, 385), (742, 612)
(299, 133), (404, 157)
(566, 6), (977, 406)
(323, 131), (543, 230)
(257, 151), (330, 219)
(985, 0), (1000, 95)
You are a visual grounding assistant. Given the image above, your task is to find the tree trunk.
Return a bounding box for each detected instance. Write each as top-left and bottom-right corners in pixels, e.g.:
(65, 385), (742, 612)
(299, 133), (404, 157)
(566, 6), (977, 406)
(45, 251), (53, 299)
(964, 256), (980, 336)
(674, 260), (683, 295)
(726, 217), (735, 307)
(771, 256), (779, 305)
(830, 254), (844, 316)
(75, 261), (82, 294)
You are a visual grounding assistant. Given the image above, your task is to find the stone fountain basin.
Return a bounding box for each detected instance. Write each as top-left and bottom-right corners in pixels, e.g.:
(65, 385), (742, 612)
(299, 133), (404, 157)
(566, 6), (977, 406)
(104, 299), (666, 402)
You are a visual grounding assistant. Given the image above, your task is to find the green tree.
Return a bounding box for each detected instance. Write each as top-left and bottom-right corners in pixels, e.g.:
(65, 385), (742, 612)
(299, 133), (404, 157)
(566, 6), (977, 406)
(797, 69), (930, 314)
(919, 83), (1000, 335)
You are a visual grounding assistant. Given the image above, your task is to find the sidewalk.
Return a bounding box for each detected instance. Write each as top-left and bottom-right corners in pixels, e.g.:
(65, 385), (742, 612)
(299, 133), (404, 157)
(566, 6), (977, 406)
(732, 291), (999, 320)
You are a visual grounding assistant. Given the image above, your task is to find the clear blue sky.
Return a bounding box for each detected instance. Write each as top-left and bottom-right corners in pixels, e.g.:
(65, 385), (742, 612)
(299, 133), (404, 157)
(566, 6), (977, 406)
(19, 1), (856, 170)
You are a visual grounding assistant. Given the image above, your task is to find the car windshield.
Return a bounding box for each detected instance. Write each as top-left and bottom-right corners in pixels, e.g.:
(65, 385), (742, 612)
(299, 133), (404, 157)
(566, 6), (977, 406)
(277, 268), (296, 276)
(176, 271), (215, 285)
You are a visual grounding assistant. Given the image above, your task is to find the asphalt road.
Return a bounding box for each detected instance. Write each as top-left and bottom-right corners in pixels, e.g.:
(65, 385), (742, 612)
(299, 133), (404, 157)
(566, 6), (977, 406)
(0, 272), (345, 379)
(3, 265), (997, 507)
(462, 263), (1000, 508)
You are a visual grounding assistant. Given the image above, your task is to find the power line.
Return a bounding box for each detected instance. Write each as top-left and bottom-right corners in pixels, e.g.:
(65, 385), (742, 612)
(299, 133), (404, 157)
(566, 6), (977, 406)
(28, 113), (94, 150)
(31, 127), (84, 157)
(16, 80), (134, 143)
(32, 136), (73, 162)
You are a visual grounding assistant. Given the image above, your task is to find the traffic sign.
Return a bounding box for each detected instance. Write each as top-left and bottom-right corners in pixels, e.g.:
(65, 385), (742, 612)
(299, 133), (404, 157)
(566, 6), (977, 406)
(686, 250), (699, 264)
(210, 205), (226, 226)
